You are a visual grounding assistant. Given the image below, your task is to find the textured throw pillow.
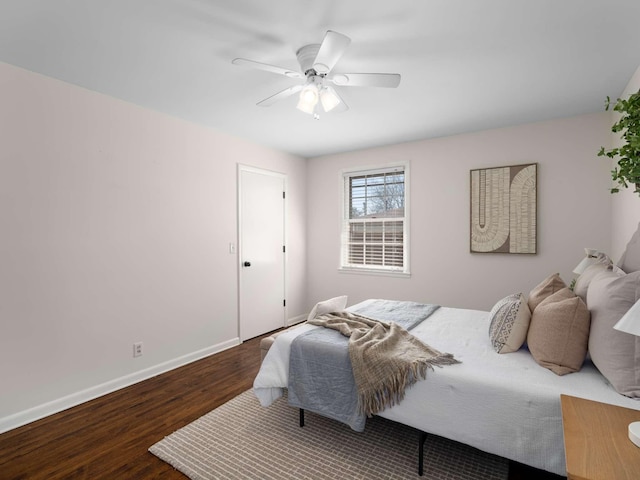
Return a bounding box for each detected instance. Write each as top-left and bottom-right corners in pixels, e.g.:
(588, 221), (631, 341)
(488, 293), (531, 353)
(587, 269), (640, 397)
(307, 295), (348, 321)
(528, 273), (566, 312)
(573, 263), (610, 304)
(527, 288), (590, 375)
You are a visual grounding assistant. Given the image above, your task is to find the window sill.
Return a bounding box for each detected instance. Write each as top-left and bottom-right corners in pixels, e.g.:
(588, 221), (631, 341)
(338, 267), (411, 278)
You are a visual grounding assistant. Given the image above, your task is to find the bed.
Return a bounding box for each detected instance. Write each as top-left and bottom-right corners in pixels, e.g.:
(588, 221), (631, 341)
(253, 228), (640, 476)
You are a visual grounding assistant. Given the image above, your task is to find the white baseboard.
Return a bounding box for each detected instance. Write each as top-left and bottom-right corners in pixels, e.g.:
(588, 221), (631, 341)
(286, 314), (307, 327)
(0, 337), (240, 435)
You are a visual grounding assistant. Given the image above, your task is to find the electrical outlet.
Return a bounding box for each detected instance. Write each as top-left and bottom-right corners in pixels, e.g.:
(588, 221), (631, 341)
(133, 342), (143, 357)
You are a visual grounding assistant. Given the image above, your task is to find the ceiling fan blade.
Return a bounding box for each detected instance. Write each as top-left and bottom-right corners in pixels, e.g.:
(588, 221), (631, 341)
(328, 73), (401, 88)
(312, 30), (351, 75)
(257, 84), (303, 107)
(232, 58), (303, 79)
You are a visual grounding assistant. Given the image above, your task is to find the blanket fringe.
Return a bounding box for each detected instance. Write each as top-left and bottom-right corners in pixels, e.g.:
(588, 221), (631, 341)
(357, 353), (459, 416)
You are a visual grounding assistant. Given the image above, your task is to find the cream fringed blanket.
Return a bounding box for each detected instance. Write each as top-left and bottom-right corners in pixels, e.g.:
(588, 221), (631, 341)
(308, 311), (460, 416)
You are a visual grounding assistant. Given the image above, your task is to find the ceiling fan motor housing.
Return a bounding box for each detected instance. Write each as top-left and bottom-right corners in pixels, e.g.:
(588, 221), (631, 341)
(296, 44), (322, 76)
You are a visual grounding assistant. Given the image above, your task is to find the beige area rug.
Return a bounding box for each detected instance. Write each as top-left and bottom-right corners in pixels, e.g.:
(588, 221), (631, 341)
(150, 390), (509, 480)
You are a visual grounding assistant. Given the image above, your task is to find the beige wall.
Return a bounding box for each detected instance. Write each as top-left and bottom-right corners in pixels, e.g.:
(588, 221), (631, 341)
(0, 62), (307, 431)
(307, 113), (612, 311)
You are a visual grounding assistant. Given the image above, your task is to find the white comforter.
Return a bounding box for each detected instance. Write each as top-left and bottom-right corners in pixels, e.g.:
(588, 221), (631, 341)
(254, 302), (640, 475)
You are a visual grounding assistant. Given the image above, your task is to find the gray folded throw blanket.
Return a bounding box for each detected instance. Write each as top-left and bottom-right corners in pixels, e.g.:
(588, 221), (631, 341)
(309, 311), (460, 416)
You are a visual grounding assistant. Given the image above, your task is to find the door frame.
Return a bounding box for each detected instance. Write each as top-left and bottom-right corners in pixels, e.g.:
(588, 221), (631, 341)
(237, 164), (287, 341)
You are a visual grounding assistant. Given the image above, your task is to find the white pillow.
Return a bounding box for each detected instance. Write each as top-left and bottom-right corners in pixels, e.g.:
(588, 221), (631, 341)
(307, 295), (348, 321)
(573, 263), (610, 304)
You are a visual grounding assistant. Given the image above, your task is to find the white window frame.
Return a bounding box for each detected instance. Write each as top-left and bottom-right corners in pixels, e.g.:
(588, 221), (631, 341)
(339, 163), (410, 276)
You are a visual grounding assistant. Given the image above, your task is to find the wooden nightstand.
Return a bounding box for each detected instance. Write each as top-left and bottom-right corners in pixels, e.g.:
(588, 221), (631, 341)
(560, 394), (640, 480)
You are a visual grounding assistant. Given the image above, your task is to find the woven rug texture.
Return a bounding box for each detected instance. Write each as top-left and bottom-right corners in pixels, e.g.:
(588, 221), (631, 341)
(149, 390), (509, 480)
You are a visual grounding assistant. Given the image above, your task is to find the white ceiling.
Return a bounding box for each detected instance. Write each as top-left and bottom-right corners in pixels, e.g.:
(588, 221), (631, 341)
(1, 0), (639, 158)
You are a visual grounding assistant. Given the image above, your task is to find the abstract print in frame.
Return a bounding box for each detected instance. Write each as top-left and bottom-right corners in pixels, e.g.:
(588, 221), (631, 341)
(470, 163), (537, 254)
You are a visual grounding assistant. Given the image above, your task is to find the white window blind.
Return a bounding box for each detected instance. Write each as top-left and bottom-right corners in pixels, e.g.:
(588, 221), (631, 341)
(341, 165), (409, 273)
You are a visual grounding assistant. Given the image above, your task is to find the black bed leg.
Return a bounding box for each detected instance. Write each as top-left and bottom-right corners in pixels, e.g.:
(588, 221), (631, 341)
(418, 431), (427, 476)
(299, 408), (305, 427)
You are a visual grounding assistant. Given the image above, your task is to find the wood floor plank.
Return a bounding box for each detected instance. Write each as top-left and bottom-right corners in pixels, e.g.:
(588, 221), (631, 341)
(0, 333), (564, 479)
(0, 336), (262, 480)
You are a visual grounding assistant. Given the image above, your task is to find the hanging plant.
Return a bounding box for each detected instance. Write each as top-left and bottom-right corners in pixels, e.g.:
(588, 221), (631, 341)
(598, 89), (640, 195)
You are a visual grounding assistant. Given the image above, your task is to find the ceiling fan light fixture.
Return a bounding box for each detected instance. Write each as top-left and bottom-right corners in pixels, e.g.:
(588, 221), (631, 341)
(296, 83), (319, 114)
(320, 86), (341, 112)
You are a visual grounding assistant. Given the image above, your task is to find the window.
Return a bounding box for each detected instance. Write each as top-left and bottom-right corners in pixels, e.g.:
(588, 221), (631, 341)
(340, 164), (409, 274)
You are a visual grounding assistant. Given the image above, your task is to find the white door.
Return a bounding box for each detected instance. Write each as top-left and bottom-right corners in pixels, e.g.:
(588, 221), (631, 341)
(239, 166), (286, 341)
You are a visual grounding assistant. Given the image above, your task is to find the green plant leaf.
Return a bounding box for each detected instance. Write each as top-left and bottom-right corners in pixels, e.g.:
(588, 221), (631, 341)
(599, 89), (640, 196)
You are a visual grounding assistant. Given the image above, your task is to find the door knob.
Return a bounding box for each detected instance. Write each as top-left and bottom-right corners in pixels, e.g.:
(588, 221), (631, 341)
(243, 261), (251, 267)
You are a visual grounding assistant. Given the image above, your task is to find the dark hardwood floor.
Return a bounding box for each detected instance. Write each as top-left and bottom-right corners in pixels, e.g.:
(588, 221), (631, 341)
(0, 333), (565, 479)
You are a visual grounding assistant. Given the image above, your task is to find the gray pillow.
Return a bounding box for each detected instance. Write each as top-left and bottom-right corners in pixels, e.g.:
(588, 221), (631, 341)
(618, 221), (640, 273)
(587, 269), (640, 397)
(618, 219), (640, 273)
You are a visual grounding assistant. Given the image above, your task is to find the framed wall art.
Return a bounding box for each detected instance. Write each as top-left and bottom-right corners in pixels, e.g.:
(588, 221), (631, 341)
(470, 163), (537, 254)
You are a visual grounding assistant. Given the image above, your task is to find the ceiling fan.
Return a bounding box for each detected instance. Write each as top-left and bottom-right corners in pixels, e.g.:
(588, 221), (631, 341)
(232, 30), (401, 118)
